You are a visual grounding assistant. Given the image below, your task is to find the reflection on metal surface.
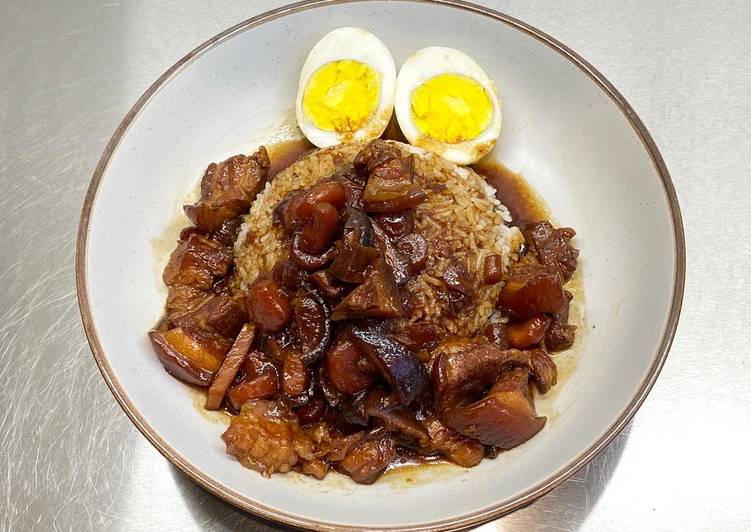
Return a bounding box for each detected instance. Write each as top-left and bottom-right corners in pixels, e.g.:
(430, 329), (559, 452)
(1, 0), (748, 531)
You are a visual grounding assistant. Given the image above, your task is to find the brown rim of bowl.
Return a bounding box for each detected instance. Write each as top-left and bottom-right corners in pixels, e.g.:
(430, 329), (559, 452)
(75, 0), (686, 530)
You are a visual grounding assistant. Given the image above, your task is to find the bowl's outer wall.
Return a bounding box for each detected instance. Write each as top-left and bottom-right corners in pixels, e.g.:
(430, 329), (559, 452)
(78, 1), (683, 529)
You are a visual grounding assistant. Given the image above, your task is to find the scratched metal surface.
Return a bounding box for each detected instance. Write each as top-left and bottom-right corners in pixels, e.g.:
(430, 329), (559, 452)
(1, 0), (750, 530)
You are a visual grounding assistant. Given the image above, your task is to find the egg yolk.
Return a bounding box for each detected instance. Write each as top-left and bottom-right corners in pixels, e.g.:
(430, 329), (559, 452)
(411, 74), (492, 143)
(302, 60), (380, 133)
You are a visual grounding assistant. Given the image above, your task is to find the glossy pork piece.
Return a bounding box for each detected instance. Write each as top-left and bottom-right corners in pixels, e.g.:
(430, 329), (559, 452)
(222, 400), (313, 476)
(185, 147), (270, 232)
(421, 415), (484, 467)
(441, 367), (547, 449)
(163, 233), (232, 291)
(331, 259), (403, 320)
(432, 340), (556, 447)
(148, 327), (229, 386)
(546, 290), (577, 351)
(329, 209), (379, 284)
(337, 434), (397, 484)
(523, 221), (579, 282)
(499, 263), (566, 319)
(356, 140), (427, 213)
(171, 294), (247, 337)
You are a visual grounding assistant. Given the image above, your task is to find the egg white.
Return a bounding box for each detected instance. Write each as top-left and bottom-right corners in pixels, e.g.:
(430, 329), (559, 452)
(395, 47), (502, 165)
(295, 27), (396, 148)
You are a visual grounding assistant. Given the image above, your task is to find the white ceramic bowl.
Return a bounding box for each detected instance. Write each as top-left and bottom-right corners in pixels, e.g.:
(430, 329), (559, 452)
(76, 1), (685, 529)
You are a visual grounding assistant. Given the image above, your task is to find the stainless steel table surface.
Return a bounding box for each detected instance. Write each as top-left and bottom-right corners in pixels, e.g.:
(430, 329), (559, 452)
(1, 1), (749, 530)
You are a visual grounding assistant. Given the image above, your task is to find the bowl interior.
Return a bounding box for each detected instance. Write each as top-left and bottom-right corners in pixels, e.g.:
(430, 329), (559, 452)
(81, 1), (680, 528)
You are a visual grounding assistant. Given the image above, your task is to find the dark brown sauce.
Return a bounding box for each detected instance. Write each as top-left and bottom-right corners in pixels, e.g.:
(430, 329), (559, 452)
(381, 115), (408, 143)
(267, 138), (315, 178)
(472, 160), (550, 228)
(385, 451), (446, 472)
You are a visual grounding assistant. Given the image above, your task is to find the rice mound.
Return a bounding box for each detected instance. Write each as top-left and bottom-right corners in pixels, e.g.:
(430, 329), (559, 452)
(235, 140), (523, 336)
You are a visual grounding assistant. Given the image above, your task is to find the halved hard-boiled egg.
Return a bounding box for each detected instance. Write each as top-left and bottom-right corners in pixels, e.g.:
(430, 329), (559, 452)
(296, 28), (396, 148)
(395, 47), (502, 165)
